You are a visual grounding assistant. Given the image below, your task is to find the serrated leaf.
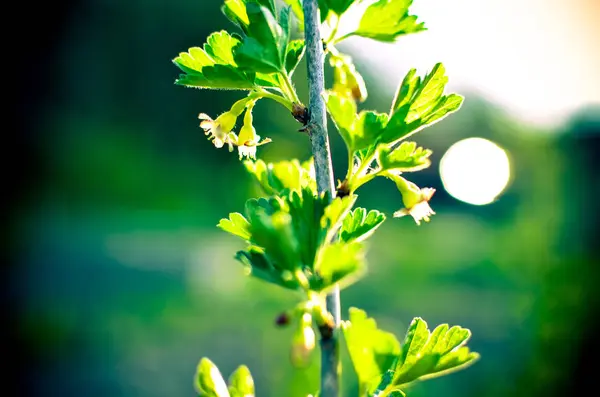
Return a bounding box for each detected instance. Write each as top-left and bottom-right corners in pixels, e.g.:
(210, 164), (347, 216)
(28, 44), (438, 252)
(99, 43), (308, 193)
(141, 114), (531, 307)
(173, 35), (256, 90)
(312, 241), (365, 291)
(235, 248), (301, 290)
(234, 2), (287, 73)
(383, 63), (463, 143)
(174, 65), (256, 90)
(205, 30), (241, 66)
(389, 320), (478, 387)
(340, 207), (386, 243)
(378, 141), (432, 172)
(195, 358), (230, 397)
(325, 91), (389, 153)
(321, 195), (358, 243)
(228, 365), (254, 397)
(218, 213), (252, 240)
(244, 158), (317, 196)
(355, 0), (425, 42)
(385, 391), (406, 397)
(285, 39), (306, 75)
(341, 308), (401, 395)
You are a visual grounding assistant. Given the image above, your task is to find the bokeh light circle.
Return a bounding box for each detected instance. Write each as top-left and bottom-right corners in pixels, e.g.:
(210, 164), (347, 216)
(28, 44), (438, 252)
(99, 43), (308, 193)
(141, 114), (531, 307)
(439, 137), (511, 205)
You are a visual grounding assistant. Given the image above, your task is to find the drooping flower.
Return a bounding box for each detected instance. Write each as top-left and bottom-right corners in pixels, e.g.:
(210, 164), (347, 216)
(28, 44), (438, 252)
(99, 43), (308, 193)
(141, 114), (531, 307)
(236, 101), (271, 160)
(198, 112), (237, 151)
(392, 175), (436, 225)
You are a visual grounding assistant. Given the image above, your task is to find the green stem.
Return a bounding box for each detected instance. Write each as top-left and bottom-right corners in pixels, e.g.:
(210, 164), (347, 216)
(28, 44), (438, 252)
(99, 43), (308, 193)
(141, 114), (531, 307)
(331, 31), (355, 46)
(255, 89), (294, 112)
(280, 70), (302, 104)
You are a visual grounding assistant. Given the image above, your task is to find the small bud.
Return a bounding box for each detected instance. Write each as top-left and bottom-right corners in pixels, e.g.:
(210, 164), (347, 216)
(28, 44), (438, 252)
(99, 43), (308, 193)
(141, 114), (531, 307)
(275, 312), (290, 327)
(194, 358), (230, 397)
(228, 365), (254, 397)
(292, 103), (309, 125)
(290, 313), (316, 368)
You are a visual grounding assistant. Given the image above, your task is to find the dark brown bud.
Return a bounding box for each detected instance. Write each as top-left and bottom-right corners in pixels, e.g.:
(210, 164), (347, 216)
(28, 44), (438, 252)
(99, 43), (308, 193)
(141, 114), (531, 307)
(275, 312), (290, 327)
(291, 103), (309, 125)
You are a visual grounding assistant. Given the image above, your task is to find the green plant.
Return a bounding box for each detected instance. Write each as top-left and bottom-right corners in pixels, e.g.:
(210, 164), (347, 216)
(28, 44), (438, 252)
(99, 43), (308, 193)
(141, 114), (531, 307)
(172, 1), (479, 396)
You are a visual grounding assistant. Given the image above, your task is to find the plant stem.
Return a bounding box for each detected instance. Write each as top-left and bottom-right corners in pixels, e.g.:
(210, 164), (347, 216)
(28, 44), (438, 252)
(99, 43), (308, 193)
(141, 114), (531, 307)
(255, 89), (294, 112)
(280, 71), (302, 104)
(303, 1), (340, 397)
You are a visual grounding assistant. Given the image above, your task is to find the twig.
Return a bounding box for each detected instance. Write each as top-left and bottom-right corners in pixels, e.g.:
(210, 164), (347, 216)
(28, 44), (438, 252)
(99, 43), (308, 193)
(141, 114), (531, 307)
(302, 1), (340, 397)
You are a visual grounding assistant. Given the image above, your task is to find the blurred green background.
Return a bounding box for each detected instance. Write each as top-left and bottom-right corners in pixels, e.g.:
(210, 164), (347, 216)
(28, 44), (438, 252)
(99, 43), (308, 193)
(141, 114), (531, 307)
(10, 1), (600, 397)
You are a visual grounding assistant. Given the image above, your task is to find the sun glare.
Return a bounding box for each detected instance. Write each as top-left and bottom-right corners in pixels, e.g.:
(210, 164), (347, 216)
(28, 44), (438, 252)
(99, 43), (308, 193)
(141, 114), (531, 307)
(439, 137), (511, 205)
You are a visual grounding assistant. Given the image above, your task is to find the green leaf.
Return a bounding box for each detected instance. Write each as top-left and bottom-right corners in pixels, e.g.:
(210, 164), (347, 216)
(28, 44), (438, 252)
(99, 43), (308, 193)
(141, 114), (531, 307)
(222, 0), (250, 32)
(244, 158), (317, 196)
(324, 91), (357, 150)
(321, 195), (358, 243)
(390, 319), (479, 387)
(378, 141), (432, 172)
(174, 65), (256, 90)
(285, 39), (306, 75)
(218, 213), (252, 240)
(325, 91), (389, 153)
(281, 0), (304, 26)
(247, 208), (301, 272)
(235, 248), (301, 290)
(340, 207), (386, 243)
(228, 365), (255, 397)
(195, 358), (230, 397)
(383, 63), (464, 144)
(341, 308), (401, 395)
(173, 33), (256, 90)
(312, 242), (365, 291)
(355, 0), (425, 42)
(286, 188), (331, 271)
(205, 30), (241, 66)
(330, 54), (368, 102)
(324, 0), (356, 16)
(234, 2), (288, 73)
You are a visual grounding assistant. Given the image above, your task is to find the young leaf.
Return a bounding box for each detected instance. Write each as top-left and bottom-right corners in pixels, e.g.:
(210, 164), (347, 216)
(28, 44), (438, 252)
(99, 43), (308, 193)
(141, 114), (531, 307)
(354, 0), (425, 42)
(222, 0), (250, 33)
(285, 39), (306, 75)
(330, 54), (368, 103)
(235, 247), (302, 290)
(218, 212), (252, 241)
(195, 358), (231, 397)
(341, 308), (401, 395)
(228, 365), (255, 397)
(234, 2), (288, 73)
(390, 319), (479, 387)
(312, 242), (366, 292)
(282, 0), (304, 26)
(340, 207), (386, 243)
(383, 63), (464, 144)
(173, 32), (257, 90)
(244, 158), (317, 196)
(378, 141), (432, 172)
(325, 91), (389, 153)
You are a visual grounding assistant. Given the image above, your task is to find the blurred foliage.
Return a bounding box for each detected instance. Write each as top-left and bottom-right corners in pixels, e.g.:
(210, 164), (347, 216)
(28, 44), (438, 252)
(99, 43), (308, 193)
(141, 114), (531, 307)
(13, 1), (600, 397)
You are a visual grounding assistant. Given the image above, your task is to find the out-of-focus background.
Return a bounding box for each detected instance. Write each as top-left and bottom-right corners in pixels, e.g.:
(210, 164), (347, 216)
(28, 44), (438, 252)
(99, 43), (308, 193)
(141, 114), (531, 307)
(9, 0), (600, 396)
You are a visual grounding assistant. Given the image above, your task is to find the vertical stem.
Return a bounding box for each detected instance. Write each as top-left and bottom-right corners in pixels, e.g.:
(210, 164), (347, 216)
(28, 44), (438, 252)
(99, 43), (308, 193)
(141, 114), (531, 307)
(302, 1), (340, 397)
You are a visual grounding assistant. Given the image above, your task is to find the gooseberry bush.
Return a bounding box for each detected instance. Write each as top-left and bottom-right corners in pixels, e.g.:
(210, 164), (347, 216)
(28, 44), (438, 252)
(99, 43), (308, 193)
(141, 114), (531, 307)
(172, 1), (479, 396)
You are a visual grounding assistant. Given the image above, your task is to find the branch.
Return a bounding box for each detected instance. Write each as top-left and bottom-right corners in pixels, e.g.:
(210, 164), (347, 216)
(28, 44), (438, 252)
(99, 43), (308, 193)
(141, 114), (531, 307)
(302, 1), (340, 397)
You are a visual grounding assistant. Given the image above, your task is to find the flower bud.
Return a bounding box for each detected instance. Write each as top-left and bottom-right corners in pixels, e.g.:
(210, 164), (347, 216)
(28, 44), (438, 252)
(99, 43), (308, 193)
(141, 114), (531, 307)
(290, 313), (316, 368)
(392, 175), (436, 225)
(194, 358), (230, 397)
